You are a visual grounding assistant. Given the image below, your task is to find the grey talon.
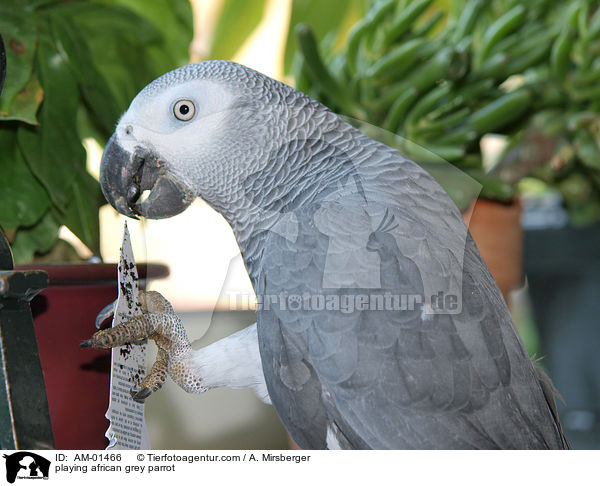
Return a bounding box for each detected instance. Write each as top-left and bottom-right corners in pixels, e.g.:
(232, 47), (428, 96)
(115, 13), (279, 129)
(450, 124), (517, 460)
(95, 300), (117, 329)
(131, 388), (152, 403)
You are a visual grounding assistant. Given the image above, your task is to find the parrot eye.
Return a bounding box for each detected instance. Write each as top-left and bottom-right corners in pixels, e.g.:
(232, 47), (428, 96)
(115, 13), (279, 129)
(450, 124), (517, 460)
(173, 100), (195, 121)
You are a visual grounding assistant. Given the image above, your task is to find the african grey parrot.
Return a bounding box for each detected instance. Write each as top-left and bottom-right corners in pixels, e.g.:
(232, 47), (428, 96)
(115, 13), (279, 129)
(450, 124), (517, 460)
(84, 60), (569, 449)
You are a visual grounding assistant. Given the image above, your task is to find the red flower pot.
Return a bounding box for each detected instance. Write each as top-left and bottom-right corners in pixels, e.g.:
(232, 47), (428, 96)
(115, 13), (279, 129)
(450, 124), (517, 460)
(16, 263), (168, 449)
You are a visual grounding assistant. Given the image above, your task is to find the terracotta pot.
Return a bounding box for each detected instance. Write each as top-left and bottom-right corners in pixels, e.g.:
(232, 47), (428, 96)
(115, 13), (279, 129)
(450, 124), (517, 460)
(463, 198), (523, 303)
(15, 263), (168, 449)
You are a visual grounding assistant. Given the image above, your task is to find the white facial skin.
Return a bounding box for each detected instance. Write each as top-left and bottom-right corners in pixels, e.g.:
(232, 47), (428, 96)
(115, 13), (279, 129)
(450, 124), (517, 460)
(114, 80), (237, 193)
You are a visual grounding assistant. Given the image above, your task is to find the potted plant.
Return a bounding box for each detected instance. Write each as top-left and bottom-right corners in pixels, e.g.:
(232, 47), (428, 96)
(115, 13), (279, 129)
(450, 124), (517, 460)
(289, 0), (572, 300)
(0, 0), (192, 448)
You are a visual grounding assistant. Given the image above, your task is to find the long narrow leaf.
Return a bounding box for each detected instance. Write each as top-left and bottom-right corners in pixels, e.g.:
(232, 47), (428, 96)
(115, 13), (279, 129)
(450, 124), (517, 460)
(17, 26), (84, 211)
(209, 0), (267, 61)
(0, 126), (50, 228)
(60, 167), (103, 256)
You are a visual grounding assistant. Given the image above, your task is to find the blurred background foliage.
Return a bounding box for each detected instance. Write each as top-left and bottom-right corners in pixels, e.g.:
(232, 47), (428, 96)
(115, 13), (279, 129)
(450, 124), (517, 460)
(2, 0), (600, 263)
(200, 0), (600, 222)
(288, 0), (600, 222)
(0, 0), (192, 263)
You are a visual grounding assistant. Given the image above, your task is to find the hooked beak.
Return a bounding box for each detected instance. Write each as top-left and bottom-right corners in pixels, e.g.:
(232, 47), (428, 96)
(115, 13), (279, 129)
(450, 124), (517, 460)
(99, 135), (195, 219)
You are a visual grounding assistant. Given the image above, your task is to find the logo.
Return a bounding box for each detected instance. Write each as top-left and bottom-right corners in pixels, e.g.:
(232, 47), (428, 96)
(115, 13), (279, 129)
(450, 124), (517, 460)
(3, 452), (50, 483)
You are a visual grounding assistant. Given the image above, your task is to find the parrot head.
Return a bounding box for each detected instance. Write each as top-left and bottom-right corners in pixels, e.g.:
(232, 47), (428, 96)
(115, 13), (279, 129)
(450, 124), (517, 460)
(100, 61), (281, 219)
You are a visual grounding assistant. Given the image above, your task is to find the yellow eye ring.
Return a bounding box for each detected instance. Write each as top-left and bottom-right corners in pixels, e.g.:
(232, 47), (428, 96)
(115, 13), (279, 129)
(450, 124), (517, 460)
(173, 100), (195, 121)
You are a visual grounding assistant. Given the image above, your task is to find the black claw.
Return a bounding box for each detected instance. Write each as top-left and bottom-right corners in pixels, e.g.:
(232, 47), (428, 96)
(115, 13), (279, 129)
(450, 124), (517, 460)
(80, 339), (93, 348)
(130, 387), (152, 403)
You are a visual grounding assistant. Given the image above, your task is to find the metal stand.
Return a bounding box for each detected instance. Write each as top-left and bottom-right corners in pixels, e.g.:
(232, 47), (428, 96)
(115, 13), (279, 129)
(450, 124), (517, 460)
(0, 229), (54, 449)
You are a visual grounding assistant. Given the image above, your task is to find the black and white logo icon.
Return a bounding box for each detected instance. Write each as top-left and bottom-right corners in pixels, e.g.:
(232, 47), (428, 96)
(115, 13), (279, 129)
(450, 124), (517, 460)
(3, 452), (50, 483)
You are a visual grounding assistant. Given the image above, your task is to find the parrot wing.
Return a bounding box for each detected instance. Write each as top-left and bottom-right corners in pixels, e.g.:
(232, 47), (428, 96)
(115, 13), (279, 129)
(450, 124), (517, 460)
(256, 143), (566, 449)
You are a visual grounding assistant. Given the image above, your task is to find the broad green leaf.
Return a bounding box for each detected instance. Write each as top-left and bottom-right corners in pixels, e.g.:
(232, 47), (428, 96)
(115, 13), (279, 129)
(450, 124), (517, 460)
(1, 34), (7, 102)
(76, 104), (106, 145)
(17, 26), (84, 211)
(283, 0), (365, 74)
(106, 0), (193, 73)
(209, 0), (267, 61)
(59, 167), (103, 256)
(49, 15), (121, 138)
(57, 2), (165, 111)
(10, 0), (65, 8)
(11, 210), (60, 264)
(0, 74), (43, 124)
(0, 126), (50, 227)
(0, 6), (37, 116)
(46, 2), (161, 45)
(0, 0), (196, 262)
(89, 43), (155, 114)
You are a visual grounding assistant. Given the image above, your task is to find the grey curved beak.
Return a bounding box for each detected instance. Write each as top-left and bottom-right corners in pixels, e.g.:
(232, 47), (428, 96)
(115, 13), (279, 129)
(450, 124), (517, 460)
(100, 135), (139, 218)
(135, 174), (196, 219)
(100, 135), (195, 219)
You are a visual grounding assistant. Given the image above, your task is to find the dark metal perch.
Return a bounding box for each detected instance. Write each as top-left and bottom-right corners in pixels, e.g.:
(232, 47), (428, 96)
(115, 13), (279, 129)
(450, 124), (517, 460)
(0, 35), (54, 449)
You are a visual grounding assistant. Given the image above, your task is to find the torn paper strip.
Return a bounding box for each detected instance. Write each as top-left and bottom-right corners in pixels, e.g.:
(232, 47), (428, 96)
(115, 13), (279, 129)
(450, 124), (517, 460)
(105, 222), (151, 450)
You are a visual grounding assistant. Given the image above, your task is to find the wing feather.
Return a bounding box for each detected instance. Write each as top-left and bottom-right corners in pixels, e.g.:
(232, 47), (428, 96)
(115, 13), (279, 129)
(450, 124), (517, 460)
(255, 135), (566, 449)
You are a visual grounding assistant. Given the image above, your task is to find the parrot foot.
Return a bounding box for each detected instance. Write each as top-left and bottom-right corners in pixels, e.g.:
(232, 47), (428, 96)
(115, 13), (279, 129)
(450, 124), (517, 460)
(80, 317), (151, 349)
(81, 290), (194, 401)
(130, 348), (170, 402)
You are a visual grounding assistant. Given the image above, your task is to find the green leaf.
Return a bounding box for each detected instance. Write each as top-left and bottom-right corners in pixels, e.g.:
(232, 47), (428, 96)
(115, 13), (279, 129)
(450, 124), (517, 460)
(420, 160), (483, 212)
(0, 125), (50, 227)
(467, 169), (515, 202)
(59, 168), (103, 256)
(559, 172), (592, 205)
(575, 128), (600, 170)
(0, 73), (43, 124)
(107, 0), (193, 73)
(284, 0), (365, 74)
(209, 0), (267, 61)
(0, 0), (195, 261)
(46, 2), (161, 45)
(18, 0), (66, 7)
(17, 25), (85, 211)
(11, 210), (60, 264)
(0, 6), (37, 116)
(76, 104), (105, 145)
(48, 15), (121, 138)
(48, 2), (163, 111)
(566, 197), (600, 227)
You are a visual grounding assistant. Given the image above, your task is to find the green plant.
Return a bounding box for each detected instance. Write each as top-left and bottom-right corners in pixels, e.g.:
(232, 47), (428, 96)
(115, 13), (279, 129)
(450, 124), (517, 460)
(515, 1), (600, 226)
(200, 0), (366, 73)
(292, 0), (600, 221)
(0, 0), (193, 263)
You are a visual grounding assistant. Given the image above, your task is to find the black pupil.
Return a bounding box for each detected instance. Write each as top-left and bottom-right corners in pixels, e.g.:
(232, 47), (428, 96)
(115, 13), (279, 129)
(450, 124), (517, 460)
(179, 104), (190, 115)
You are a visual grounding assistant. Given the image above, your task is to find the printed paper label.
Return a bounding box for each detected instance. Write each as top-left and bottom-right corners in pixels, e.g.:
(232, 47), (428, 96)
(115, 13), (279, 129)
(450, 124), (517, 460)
(105, 222), (151, 449)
